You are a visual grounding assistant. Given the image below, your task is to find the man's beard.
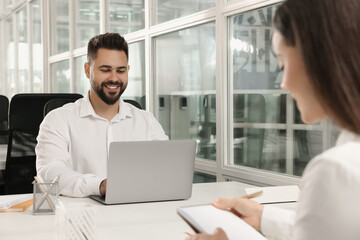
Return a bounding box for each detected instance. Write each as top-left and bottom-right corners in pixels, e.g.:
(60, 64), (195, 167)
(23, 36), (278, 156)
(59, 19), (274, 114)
(91, 80), (126, 105)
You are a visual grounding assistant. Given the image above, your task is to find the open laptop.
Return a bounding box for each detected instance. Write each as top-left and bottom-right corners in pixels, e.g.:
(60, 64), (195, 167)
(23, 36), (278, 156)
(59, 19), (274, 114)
(90, 140), (196, 205)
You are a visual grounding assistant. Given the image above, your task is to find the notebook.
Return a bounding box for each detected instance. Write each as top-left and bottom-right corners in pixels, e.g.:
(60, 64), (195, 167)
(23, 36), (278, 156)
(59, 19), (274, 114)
(178, 204), (266, 240)
(245, 185), (300, 204)
(90, 140), (196, 205)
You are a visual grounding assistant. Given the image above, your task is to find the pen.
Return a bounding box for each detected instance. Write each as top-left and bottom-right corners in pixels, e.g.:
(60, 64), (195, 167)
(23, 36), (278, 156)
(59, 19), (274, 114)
(0, 208), (23, 212)
(242, 190), (263, 199)
(34, 176), (58, 212)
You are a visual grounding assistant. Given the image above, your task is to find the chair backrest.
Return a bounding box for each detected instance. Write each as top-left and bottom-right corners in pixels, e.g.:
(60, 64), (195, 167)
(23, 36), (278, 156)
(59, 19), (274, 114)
(0, 95), (9, 144)
(4, 93), (83, 194)
(44, 98), (81, 117)
(44, 99), (142, 117)
(124, 99), (142, 109)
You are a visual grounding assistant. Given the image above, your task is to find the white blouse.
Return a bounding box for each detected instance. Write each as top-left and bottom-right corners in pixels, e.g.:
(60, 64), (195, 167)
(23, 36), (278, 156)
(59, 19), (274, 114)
(261, 130), (360, 240)
(36, 94), (168, 197)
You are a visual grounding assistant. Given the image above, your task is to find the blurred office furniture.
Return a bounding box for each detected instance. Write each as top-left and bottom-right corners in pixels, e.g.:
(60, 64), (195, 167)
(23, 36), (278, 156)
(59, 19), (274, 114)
(233, 94), (266, 168)
(0, 95), (9, 144)
(169, 93), (216, 160)
(158, 95), (171, 138)
(4, 93), (83, 194)
(196, 94), (216, 160)
(156, 93), (217, 160)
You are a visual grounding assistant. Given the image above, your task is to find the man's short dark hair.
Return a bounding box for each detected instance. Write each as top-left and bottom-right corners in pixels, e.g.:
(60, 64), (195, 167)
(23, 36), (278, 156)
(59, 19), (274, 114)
(87, 33), (128, 64)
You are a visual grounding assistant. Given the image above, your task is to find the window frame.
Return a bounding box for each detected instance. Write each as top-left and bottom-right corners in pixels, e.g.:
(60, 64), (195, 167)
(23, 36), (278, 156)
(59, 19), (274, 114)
(4, 0), (339, 186)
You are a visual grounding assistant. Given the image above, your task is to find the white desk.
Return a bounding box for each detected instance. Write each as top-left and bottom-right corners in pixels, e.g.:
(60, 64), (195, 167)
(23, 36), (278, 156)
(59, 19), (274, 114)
(0, 182), (296, 240)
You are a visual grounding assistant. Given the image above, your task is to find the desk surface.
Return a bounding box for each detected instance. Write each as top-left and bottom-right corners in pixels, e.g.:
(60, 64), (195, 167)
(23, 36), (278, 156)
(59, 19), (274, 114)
(0, 181), (296, 240)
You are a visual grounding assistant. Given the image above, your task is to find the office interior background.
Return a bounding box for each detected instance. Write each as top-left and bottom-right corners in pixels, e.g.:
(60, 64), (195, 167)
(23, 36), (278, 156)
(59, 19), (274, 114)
(0, 0), (340, 187)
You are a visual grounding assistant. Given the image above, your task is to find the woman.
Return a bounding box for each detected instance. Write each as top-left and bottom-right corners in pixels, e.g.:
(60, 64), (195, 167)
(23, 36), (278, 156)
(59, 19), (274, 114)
(187, 0), (360, 239)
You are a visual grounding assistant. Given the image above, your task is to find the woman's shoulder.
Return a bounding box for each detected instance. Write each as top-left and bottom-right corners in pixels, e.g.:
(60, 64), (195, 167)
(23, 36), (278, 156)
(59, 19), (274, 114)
(318, 140), (360, 162)
(305, 141), (360, 179)
(296, 141), (360, 240)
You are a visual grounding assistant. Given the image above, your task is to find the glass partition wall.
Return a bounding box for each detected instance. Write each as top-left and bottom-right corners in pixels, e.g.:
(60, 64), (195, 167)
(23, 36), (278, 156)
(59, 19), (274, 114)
(0, 0), (340, 186)
(49, 0), (69, 55)
(227, 4), (339, 182)
(154, 22), (216, 161)
(5, 16), (15, 97)
(32, 0), (43, 93)
(153, 0), (215, 25)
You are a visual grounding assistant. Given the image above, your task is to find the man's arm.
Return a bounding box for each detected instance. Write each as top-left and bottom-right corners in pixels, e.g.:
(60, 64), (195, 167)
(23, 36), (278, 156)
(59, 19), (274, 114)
(35, 111), (104, 197)
(149, 112), (169, 140)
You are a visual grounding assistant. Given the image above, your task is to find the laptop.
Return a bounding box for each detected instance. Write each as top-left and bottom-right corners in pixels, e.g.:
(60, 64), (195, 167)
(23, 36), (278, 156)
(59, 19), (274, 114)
(90, 140), (196, 205)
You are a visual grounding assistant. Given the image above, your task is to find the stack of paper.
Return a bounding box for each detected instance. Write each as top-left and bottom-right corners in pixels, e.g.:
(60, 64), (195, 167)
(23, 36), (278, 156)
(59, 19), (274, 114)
(245, 185), (300, 204)
(0, 193), (33, 212)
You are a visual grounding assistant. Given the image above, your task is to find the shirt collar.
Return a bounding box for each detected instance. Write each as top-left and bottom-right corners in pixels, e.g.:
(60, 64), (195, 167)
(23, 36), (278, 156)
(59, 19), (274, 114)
(336, 129), (360, 146)
(116, 98), (132, 120)
(79, 92), (97, 118)
(79, 92), (133, 121)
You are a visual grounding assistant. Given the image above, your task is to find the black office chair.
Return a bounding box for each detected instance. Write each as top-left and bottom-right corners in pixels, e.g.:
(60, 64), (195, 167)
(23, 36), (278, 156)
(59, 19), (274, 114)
(124, 99), (142, 109)
(44, 98), (82, 117)
(0, 95), (9, 144)
(0, 95), (9, 194)
(4, 93), (83, 194)
(43, 98), (142, 117)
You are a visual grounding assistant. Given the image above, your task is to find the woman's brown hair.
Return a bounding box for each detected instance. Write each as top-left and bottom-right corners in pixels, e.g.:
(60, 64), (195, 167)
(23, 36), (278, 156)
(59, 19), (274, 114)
(274, 0), (360, 134)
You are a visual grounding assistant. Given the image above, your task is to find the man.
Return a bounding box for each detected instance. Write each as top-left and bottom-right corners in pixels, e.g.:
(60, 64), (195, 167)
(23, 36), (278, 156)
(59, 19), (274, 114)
(36, 33), (168, 197)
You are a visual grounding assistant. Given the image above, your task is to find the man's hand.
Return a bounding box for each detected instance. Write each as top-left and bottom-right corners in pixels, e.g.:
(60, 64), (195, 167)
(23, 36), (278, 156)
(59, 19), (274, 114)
(99, 179), (107, 196)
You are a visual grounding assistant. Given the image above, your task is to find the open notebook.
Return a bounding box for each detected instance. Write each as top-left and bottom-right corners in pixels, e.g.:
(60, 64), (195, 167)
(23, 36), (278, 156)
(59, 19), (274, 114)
(178, 204), (266, 240)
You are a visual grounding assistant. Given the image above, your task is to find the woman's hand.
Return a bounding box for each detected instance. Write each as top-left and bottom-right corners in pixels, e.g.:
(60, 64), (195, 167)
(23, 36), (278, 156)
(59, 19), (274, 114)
(212, 197), (264, 230)
(186, 228), (228, 240)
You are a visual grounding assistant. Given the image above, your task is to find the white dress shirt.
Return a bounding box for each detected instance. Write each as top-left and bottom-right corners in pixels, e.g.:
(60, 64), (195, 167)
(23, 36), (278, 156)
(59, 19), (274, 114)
(261, 129), (360, 240)
(36, 94), (168, 197)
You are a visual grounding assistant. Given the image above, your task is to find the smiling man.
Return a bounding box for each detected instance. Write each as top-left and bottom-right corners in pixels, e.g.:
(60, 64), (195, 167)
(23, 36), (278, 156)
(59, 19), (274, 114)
(35, 33), (168, 197)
